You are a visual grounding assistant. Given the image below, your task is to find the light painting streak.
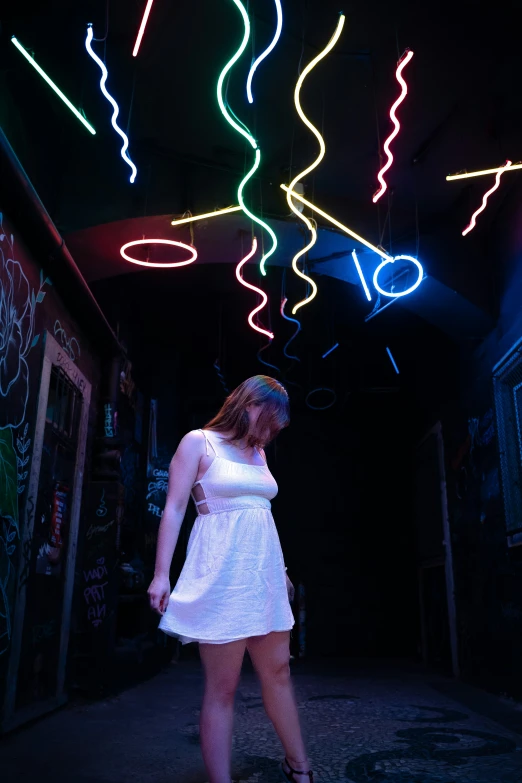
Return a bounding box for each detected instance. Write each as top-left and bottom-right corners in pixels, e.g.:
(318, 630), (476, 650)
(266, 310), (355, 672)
(305, 387), (337, 410)
(235, 238), (274, 340)
(11, 36), (96, 135)
(461, 160), (512, 236)
(447, 162), (522, 181)
(237, 149), (278, 276)
(216, 0), (277, 281)
(281, 185), (392, 260)
(85, 25), (137, 183)
(246, 0), (283, 104)
(171, 206), (241, 226)
(373, 255), (423, 298)
(120, 238), (197, 268)
(280, 298), (302, 362)
(213, 359), (229, 393)
(386, 347), (400, 374)
(286, 13), (346, 315)
(133, 0), (155, 57)
(351, 250), (372, 301)
(322, 342), (339, 359)
(373, 49), (414, 204)
(216, 0), (256, 149)
(257, 343), (281, 374)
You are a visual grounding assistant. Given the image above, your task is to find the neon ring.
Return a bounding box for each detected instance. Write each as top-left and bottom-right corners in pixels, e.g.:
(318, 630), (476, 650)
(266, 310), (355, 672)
(120, 239), (197, 268)
(373, 255), (423, 298)
(305, 387), (337, 411)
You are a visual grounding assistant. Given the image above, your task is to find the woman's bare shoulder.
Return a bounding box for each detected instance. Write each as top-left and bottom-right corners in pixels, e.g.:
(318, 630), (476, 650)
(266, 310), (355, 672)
(172, 430), (206, 460)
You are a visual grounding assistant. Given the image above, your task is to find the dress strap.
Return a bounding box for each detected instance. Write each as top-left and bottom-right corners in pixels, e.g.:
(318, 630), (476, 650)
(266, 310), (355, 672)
(199, 429), (219, 457)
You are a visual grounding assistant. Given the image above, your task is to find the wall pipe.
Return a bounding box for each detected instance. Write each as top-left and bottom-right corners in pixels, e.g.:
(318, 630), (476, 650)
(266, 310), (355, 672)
(0, 128), (123, 357)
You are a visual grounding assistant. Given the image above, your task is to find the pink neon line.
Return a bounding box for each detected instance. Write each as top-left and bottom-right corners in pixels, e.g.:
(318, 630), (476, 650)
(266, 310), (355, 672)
(133, 0), (155, 57)
(373, 49), (414, 204)
(462, 160), (512, 236)
(235, 238), (274, 340)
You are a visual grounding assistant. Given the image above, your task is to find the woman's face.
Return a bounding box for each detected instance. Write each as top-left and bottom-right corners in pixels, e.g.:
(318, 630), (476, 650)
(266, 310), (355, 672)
(246, 402), (263, 428)
(246, 402), (269, 441)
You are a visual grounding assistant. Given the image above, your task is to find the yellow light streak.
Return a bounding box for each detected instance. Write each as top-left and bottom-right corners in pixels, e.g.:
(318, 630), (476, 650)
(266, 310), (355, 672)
(170, 206), (242, 226)
(446, 163), (522, 181)
(280, 185), (392, 261)
(286, 13), (346, 315)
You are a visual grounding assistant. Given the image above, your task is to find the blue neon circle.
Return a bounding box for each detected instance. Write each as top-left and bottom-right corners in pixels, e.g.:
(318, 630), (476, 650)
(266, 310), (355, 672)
(305, 387), (337, 411)
(373, 255), (424, 298)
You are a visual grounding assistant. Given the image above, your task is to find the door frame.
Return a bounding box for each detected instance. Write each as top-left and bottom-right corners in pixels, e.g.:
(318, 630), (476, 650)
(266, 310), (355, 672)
(2, 331), (92, 731)
(417, 421), (460, 678)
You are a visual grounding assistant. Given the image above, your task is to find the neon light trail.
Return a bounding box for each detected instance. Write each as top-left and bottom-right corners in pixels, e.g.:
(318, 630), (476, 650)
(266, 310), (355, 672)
(286, 13), (346, 314)
(257, 343), (281, 375)
(246, 0), (283, 104)
(120, 238), (197, 267)
(281, 185), (425, 298)
(171, 206), (242, 226)
(11, 36), (96, 135)
(351, 250), (372, 301)
(85, 25), (137, 183)
(216, 0), (277, 279)
(281, 185), (392, 260)
(235, 238), (274, 340)
(461, 160), (512, 236)
(213, 359), (229, 394)
(373, 49), (414, 204)
(280, 298), (302, 362)
(322, 343), (339, 359)
(386, 347), (400, 374)
(216, 0), (255, 149)
(373, 255), (424, 298)
(447, 162), (522, 181)
(133, 0), (155, 57)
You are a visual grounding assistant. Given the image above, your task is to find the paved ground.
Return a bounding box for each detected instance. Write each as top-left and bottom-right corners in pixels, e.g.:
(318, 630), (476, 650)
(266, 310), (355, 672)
(3, 656), (522, 783)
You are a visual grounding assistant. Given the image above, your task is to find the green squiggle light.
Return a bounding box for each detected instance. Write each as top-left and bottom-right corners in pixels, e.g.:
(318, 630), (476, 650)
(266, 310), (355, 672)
(216, 0), (278, 277)
(216, 0), (256, 150)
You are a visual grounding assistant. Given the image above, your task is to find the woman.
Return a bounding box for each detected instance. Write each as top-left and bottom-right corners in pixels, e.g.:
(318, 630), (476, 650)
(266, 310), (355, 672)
(148, 376), (313, 783)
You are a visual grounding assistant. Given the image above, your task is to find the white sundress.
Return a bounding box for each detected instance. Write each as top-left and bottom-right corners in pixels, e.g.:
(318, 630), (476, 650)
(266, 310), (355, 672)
(159, 429), (294, 644)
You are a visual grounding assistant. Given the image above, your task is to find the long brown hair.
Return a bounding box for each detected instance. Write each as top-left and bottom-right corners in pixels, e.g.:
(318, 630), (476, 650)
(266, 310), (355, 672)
(205, 375), (289, 448)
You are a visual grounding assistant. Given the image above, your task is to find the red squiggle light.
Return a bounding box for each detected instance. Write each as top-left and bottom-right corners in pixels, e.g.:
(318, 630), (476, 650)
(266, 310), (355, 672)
(373, 49), (414, 204)
(120, 238), (197, 267)
(235, 238), (274, 340)
(462, 160), (512, 236)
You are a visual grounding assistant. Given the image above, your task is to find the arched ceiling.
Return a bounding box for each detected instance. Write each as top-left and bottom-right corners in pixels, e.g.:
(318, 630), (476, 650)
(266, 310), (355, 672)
(2, 0), (520, 346)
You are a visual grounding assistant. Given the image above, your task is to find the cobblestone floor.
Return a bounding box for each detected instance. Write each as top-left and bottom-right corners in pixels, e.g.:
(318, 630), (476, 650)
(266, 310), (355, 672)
(3, 657), (522, 783)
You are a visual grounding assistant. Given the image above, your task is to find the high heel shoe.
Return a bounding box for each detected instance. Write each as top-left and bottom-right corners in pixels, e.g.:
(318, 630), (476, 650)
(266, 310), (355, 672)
(281, 757), (314, 783)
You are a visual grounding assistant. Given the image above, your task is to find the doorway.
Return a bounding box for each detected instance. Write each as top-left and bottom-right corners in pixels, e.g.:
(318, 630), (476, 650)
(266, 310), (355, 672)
(415, 423), (459, 676)
(2, 332), (91, 731)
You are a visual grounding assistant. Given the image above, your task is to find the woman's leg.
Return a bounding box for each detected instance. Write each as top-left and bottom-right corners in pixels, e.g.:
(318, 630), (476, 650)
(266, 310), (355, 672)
(199, 639), (247, 783)
(246, 631), (310, 773)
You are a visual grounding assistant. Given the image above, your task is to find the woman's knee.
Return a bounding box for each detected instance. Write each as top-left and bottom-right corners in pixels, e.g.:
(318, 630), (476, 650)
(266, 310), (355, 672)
(260, 656), (291, 686)
(204, 674), (240, 704)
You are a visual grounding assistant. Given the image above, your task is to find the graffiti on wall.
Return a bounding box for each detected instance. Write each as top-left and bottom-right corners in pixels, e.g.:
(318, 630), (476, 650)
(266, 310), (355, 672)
(53, 320), (80, 363)
(146, 466), (168, 533)
(0, 220), (52, 655)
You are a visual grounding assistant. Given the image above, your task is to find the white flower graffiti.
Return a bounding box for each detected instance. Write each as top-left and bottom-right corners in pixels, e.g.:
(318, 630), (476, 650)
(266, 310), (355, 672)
(0, 218), (51, 655)
(54, 320), (80, 362)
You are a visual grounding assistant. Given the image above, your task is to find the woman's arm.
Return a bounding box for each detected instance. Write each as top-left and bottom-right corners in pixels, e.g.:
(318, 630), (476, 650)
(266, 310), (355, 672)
(148, 430), (204, 613)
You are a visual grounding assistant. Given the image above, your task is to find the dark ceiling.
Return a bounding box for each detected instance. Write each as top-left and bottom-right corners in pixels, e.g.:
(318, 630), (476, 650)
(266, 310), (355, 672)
(3, 0), (521, 230)
(1, 0), (521, 413)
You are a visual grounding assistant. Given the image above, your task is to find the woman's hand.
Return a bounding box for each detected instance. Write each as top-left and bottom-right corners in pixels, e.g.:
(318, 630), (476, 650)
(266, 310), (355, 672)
(286, 573), (295, 603)
(148, 574), (171, 615)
